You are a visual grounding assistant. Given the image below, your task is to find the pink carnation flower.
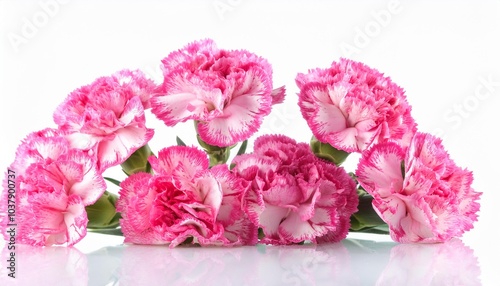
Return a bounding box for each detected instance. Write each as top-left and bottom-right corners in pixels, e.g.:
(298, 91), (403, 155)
(296, 58), (416, 153)
(53, 69), (156, 171)
(117, 146), (257, 247)
(151, 39), (285, 147)
(356, 132), (481, 243)
(232, 135), (358, 245)
(1, 129), (106, 246)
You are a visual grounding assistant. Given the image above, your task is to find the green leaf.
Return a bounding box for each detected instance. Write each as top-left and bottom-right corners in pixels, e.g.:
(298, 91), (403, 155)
(401, 160), (405, 179)
(236, 140), (248, 156)
(349, 192), (388, 232)
(88, 228), (124, 236)
(176, 136), (187, 146)
(104, 177), (121, 187)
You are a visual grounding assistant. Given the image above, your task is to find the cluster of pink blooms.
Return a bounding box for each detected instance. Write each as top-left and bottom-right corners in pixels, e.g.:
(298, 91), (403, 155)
(297, 58), (480, 243)
(1, 39), (480, 247)
(1, 69), (157, 246)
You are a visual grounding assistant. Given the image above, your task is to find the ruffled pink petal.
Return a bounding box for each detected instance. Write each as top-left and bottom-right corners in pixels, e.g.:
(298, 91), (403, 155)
(253, 134), (298, 152)
(278, 211), (329, 243)
(13, 129), (70, 173)
(232, 154), (279, 177)
(197, 67), (272, 147)
(262, 174), (301, 206)
(258, 204), (289, 237)
(210, 165), (242, 225)
(148, 146), (209, 183)
(240, 180), (265, 225)
(64, 132), (99, 151)
(356, 142), (405, 198)
(29, 192), (67, 233)
(222, 216), (258, 246)
(193, 173), (223, 221)
(151, 73), (224, 126)
(24, 192), (87, 246)
(67, 150), (107, 205)
(160, 39), (219, 76)
(299, 84), (347, 140)
(117, 173), (165, 244)
(270, 86), (286, 104)
(166, 217), (225, 248)
(98, 125), (154, 170)
(372, 195), (409, 240)
(113, 69), (157, 109)
(63, 195), (89, 246)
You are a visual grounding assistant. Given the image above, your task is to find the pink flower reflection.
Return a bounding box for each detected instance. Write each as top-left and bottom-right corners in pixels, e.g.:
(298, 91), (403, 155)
(260, 243), (352, 285)
(377, 239), (480, 286)
(117, 243), (353, 285)
(1, 244), (87, 285)
(118, 245), (258, 285)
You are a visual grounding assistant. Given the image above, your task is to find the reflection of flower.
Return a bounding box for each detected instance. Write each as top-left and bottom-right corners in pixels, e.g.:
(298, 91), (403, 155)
(296, 58), (416, 153)
(117, 146), (256, 247)
(233, 135), (358, 245)
(151, 39), (285, 147)
(356, 132), (481, 243)
(1, 244), (88, 285)
(377, 239), (480, 285)
(53, 69), (156, 170)
(259, 243), (352, 285)
(117, 241), (351, 285)
(1, 129), (105, 246)
(118, 245), (251, 286)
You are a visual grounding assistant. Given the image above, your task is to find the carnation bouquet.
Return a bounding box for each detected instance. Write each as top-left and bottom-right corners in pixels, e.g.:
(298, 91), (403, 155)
(1, 39), (481, 248)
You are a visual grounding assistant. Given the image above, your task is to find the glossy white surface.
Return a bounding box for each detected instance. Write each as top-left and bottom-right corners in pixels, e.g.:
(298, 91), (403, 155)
(1, 0), (499, 285)
(1, 233), (481, 286)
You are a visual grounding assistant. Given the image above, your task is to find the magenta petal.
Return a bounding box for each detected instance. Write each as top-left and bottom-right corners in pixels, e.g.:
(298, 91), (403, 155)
(259, 205), (289, 237)
(356, 142), (405, 198)
(148, 146), (209, 183)
(64, 195), (89, 246)
(270, 86), (286, 104)
(279, 212), (328, 243)
(67, 151), (106, 205)
(193, 173), (223, 220)
(197, 68), (272, 147)
(98, 125), (154, 170)
(151, 73), (224, 126)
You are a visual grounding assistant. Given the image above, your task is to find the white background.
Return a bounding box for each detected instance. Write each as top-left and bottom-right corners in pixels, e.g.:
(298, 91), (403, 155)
(1, 0), (499, 284)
